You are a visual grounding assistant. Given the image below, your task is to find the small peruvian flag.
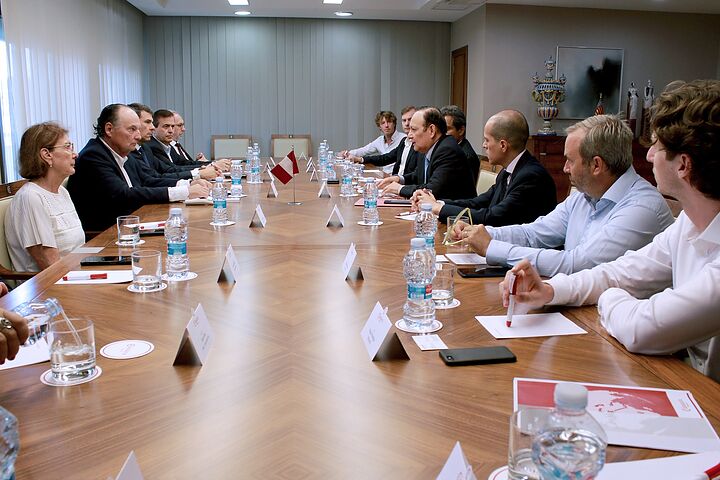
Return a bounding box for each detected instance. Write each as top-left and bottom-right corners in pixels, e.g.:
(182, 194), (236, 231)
(270, 150), (299, 184)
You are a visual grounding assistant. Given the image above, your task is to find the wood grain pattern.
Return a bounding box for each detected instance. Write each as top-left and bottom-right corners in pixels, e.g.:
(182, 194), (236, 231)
(0, 173), (717, 479)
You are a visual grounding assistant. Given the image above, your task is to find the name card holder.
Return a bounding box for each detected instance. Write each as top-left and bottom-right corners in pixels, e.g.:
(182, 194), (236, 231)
(318, 180), (332, 198)
(305, 158), (314, 172)
(268, 157), (277, 167)
(217, 244), (241, 284)
(436, 442), (476, 480)
(267, 180), (279, 198)
(115, 451), (144, 480)
(326, 204), (345, 228)
(173, 304), (214, 366)
(360, 302), (409, 362)
(309, 168), (318, 182)
(342, 242), (363, 282)
(249, 204), (267, 228)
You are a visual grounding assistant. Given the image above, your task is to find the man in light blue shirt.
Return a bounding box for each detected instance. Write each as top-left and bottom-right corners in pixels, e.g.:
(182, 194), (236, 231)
(455, 114), (675, 276)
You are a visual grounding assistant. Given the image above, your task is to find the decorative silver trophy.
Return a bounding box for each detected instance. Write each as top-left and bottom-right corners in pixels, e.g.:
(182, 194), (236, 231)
(531, 57), (566, 135)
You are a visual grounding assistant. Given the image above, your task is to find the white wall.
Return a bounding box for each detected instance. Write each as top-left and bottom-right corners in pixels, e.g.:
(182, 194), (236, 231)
(1, 0), (143, 179)
(452, 4), (720, 148)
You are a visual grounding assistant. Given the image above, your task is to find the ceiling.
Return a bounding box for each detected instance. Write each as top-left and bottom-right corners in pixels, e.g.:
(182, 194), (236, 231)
(125, 0), (720, 22)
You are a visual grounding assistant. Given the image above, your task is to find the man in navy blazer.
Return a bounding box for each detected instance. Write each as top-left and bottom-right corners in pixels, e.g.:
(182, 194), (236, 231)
(67, 104), (209, 232)
(441, 105), (480, 184)
(378, 107), (476, 200)
(413, 110), (557, 225)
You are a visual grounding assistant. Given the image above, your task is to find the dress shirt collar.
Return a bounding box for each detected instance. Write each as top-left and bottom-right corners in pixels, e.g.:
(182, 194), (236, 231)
(583, 166), (640, 208)
(424, 137), (441, 162)
(385, 130), (404, 147)
(170, 140), (177, 147)
(153, 135), (173, 155)
(100, 138), (128, 165)
(690, 211), (720, 247)
(505, 150), (525, 176)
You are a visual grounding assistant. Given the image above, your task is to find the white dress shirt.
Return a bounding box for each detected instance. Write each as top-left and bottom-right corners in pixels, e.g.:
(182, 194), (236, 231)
(349, 131), (405, 158)
(547, 211), (720, 382)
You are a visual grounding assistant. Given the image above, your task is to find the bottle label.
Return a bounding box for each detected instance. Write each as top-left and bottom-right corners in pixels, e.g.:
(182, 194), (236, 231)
(364, 199), (377, 209)
(424, 237), (435, 248)
(213, 200), (227, 209)
(407, 283), (432, 300)
(167, 242), (187, 255)
(251, 166), (260, 174)
(232, 178), (241, 185)
(342, 176), (352, 184)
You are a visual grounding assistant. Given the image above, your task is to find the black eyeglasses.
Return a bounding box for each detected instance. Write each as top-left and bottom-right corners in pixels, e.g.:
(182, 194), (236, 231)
(45, 142), (74, 152)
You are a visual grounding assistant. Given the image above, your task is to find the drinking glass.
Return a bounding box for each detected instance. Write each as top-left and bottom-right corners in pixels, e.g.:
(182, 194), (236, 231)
(432, 263), (456, 306)
(0, 405), (18, 480)
(508, 408), (548, 480)
(131, 250), (162, 292)
(48, 318), (96, 382)
(117, 215), (140, 246)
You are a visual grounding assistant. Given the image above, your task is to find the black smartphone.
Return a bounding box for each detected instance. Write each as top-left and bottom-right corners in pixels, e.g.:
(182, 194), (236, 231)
(383, 199), (411, 205)
(457, 266), (510, 278)
(439, 346), (516, 366)
(139, 229), (164, 237)
(80, 255), (132, 266)
(327, 179), (340, 185)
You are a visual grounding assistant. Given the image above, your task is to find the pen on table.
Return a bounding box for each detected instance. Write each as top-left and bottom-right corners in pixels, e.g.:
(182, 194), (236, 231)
(506, 272), (517, 328)
(693, 462), (720, 480)
(63, 273), (108, 281)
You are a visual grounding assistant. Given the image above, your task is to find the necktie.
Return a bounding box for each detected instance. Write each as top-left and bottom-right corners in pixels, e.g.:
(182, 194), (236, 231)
(424, 155), (431, 184)
(176, 143), (191, 161)
(496, 170), (510, 201)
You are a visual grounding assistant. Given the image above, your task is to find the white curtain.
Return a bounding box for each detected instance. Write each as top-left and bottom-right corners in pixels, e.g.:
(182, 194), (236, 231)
(0, 0), (143, 181)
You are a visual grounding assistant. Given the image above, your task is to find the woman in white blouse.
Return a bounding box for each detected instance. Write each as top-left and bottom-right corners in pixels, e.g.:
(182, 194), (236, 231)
(5, 122), (85, 271)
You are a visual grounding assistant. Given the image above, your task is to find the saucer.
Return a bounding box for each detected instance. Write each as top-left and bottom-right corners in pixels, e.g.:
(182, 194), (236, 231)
(488, 465), (508, 480)
(210, 221), (236, 226)
(127, 282), (167, 293)
(394, 319), (443, 334)
(40, 366), (102, 387)
(115, 239), (145, 247)
(162, 272), (198, 282)
(434, 298), (461, 310)
(357, 220), (383, 226)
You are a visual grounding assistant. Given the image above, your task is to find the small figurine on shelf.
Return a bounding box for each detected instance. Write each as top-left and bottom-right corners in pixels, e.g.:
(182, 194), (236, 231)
(594, 93), (604, 115)
(640, 79), (655, 142)
(626, 82), (639, 136)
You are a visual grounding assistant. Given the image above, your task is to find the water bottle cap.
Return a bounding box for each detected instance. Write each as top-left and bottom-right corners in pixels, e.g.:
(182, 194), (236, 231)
(170, 207), (182, 215)
(215, 177), (224, 182)
(366, 177), (375, 183)
(410, 238), (425, 248)
(420, 203), (432, 211)
(554, 382), (588, 410)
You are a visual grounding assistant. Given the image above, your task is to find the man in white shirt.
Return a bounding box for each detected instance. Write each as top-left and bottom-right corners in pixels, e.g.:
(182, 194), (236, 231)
(341, 110), (405, 161)
(501, 79), (720, 382)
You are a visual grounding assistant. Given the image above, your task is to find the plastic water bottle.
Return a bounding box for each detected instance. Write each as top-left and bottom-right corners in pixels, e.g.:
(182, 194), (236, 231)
(362, 177), (380, 224)
(0, 405), (18, 480)
(340, 161), (354, 197)
(165, 207), (189, 280)
(326, 152), (337, 181)
(531, 383), (607, 480)
(248, 146), (261, 184)
(12, 297), (65, 345)
(230, 160), (243, 197)
(415, 202), (437, 257)
(212, 177), (228, 224)
(402, 237), (436, 331)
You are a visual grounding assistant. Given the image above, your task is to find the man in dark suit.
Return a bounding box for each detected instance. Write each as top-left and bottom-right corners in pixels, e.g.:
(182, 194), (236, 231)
(147, 109), (208, 169)
(67, 104), (209, 232)
(349, 106), (420, 176)
(413, 110), (556, 224)
(171, 112), (225, 167)
(127, 103), (217, 183)
(378, 107), (476, 200)
(441, 105), (480, 184)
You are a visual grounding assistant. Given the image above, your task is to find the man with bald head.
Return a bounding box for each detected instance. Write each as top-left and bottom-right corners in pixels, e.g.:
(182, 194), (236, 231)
(413, 109), (556, 225)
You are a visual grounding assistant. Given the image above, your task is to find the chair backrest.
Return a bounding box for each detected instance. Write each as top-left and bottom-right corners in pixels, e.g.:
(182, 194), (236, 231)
(211, 135), (251, 160)
(476, 169), (497, 195)
(271, 135), (312, 159)
(0, 196), (15, 270)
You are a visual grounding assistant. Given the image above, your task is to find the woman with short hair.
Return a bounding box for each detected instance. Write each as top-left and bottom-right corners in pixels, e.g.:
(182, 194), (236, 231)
(5, 122), (85, 271)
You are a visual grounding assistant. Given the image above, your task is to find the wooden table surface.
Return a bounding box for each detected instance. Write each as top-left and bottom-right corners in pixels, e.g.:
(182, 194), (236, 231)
(1, 171), (718, 479)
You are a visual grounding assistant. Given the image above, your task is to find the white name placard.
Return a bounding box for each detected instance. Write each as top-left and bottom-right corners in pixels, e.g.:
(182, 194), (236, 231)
(173, 303), (214, 366)
(360, 302), (408, 362)
(436, 442), (476, 480)
(326, 204), (345, 228)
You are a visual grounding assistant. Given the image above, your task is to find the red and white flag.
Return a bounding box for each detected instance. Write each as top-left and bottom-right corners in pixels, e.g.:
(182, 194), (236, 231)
(270, 150), (299, 184)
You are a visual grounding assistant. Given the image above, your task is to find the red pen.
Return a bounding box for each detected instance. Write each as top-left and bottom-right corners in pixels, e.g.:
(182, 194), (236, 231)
(63, 273), (108, 281)
(506, 272), (517, 328)
(693, 462), (720, 480)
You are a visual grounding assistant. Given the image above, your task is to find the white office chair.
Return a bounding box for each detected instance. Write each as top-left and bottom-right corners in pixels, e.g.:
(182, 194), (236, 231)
(211, 135), (251, 160)
(271, 135), (311, 159)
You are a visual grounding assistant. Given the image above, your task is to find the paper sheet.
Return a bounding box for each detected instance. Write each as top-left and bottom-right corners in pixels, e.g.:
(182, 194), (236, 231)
(476, 313), (586, 339)
(72, 246), (105, 254)
(184, 197), (213, 205)
(395, 212), (417, 221)
(412, 334), (448, 351)
(0, 338), (50, 370)
(599, 451), (720, 479)
(445, 253), (487, 265)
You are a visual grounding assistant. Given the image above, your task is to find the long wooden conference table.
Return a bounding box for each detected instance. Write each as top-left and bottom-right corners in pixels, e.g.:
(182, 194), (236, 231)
(1, 171), (719, 479)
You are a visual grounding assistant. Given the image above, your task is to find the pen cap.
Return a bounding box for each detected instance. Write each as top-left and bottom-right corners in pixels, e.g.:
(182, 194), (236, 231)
(554, 382), (588, 410)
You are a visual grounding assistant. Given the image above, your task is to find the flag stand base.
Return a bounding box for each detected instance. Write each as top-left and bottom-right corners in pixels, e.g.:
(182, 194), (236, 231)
(287, 201), (303, 206)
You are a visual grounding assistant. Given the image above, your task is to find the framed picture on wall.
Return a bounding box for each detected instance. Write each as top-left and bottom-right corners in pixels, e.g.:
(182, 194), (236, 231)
(556, 46), (624, 119)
